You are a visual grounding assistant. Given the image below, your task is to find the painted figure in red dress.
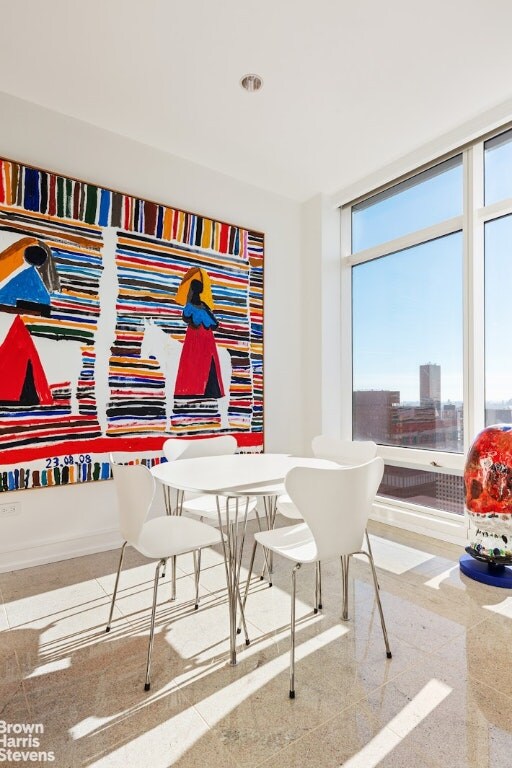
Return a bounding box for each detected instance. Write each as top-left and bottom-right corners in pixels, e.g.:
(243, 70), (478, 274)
(174, 267), (225, 398)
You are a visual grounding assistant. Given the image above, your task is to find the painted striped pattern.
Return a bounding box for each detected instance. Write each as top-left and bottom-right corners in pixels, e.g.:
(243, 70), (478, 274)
(0, 158), (264, 491)
(111, 232), (255, 436)
(0, 161), (247, 255)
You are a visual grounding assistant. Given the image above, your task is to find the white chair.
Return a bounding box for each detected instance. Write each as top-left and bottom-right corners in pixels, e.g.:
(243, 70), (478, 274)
(277, 437), (379, 609)
(312, 436), (378, 465)
(163, 435), (253, 521)
(106, 459), (223, 691)
(162, 436), (257, 598)
(254, 458), (391, 698)
(277, 437), (378, 519)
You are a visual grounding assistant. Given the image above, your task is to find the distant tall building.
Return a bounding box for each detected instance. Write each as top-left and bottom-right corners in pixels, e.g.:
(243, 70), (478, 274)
(420, 363), (441, 411)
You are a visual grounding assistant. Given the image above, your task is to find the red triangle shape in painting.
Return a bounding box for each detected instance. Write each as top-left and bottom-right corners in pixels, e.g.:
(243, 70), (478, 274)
(0, 315), (53, 404)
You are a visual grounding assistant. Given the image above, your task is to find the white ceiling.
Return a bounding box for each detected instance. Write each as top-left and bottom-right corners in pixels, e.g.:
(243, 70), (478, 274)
(1, 0), (512, 201)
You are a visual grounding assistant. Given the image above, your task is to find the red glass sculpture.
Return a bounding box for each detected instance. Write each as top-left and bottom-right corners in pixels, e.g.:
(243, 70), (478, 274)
(464, 424), (512, 564)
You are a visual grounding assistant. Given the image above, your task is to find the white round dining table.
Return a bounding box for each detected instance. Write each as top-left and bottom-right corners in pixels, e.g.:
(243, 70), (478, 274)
(151, 452), (337, 496)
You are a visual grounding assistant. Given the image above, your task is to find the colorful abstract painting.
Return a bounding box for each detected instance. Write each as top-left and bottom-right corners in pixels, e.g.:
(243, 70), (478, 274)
(0, 158), (264, 491)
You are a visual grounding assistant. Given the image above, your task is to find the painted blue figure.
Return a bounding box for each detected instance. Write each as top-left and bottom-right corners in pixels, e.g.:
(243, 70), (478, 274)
(0, 236), (60, 316)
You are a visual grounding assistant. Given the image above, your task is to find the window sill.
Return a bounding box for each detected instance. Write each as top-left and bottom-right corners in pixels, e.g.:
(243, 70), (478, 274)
(371, 498), (468, 547)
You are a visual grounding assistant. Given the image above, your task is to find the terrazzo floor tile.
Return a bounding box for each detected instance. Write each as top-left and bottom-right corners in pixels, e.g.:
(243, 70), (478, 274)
(434, 616), (512, 699)
(194, 657), (353, 767)
(0, 679), (31, 725)
(346, 571), (487, 653)
(0, 600), (8, 632)
(2, 577), (110, 629)
(102, 571), (211, 628)
(95, 544), (225, 594)
(360, 533), (440, 576)
(25, 679), (239, 768)
(0, 647), (31, 721)
(297, 622), (430, 703)
(367, 520), (462, 560)
(255, 700), (444, 768)
(0, 554), (105, 602)
(363, 660), (512, 768)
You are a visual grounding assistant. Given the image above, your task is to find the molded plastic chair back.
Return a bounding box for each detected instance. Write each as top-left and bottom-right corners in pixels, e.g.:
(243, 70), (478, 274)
(111, 461), (155, 545)
(285, 457), (384, 561)
(163, 435), (237, 462)
(312, 435), (377, 465)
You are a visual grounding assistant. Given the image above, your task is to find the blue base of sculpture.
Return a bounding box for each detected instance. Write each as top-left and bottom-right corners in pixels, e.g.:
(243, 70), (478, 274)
(459, 553), (512, 588)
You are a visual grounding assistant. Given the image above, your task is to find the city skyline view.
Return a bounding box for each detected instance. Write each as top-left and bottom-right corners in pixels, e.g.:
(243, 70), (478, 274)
(353, 362), (463, 453)
(353, 358), (512, 458)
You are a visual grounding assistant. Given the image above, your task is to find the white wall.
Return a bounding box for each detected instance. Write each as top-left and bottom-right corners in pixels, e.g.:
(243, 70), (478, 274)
(299, 197), (323, 445)
(300, 195), (342, 449)
(0, 92), (304, 571)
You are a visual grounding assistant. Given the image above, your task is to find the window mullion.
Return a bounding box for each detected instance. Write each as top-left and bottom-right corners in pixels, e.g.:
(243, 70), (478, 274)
(340, 205), (352, 439)
(465, 144), (485, 451)
(348, 215), (463, 267)
(477, 197), (512, 223)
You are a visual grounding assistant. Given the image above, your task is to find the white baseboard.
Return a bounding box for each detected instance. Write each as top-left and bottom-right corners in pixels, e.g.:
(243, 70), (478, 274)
(0, 528), (123, 573)
(371, 500), (469, 548)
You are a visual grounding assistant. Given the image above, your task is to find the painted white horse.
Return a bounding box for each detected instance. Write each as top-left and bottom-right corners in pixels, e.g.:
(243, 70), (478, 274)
(140, 318), (232, 430)
(0, 313), (83, 413)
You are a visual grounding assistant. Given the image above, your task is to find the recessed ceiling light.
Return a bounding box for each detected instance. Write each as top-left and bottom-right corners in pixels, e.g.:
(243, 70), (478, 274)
(240, 74), (263, 92)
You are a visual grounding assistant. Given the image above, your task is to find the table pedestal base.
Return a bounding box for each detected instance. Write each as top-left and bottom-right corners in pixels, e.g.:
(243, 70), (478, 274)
(459, 553), (512, 588)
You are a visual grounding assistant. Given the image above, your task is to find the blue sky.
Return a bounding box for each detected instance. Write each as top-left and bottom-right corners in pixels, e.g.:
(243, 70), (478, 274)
(352, 232), (463, 402)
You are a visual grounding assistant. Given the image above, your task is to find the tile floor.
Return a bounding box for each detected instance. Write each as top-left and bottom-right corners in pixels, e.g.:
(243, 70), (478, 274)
(0, 518), (511, 767)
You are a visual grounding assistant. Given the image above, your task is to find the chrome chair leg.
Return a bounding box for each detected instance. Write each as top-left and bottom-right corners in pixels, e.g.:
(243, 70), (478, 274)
(161, 526), (166, 578)
(237, 538), (257, 635)
(289, 563), (301, 699)
(359, 549), (392, 659)
(170, 555), (177, 601)
(341, 554), (350, 620)
(193, 549), (201, 609)
(236, 583), (250, 645)
(163, 484), (174, 515)
(163, 491), (184, 583)
(239, 507), (272, 593)
(254, 507), (272, 585)
(106, 541), (127, 632)
(314, 561), (323, 613)
(145, 559), (165, 691)
(365, 528), (379, 589)
(235, 499), (251, 646)
(266, 496), (277, 576)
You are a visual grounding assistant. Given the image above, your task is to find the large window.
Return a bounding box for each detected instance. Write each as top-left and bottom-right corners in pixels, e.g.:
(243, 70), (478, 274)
(353, 233), (463, 452)
(344, 128), (512, 520)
